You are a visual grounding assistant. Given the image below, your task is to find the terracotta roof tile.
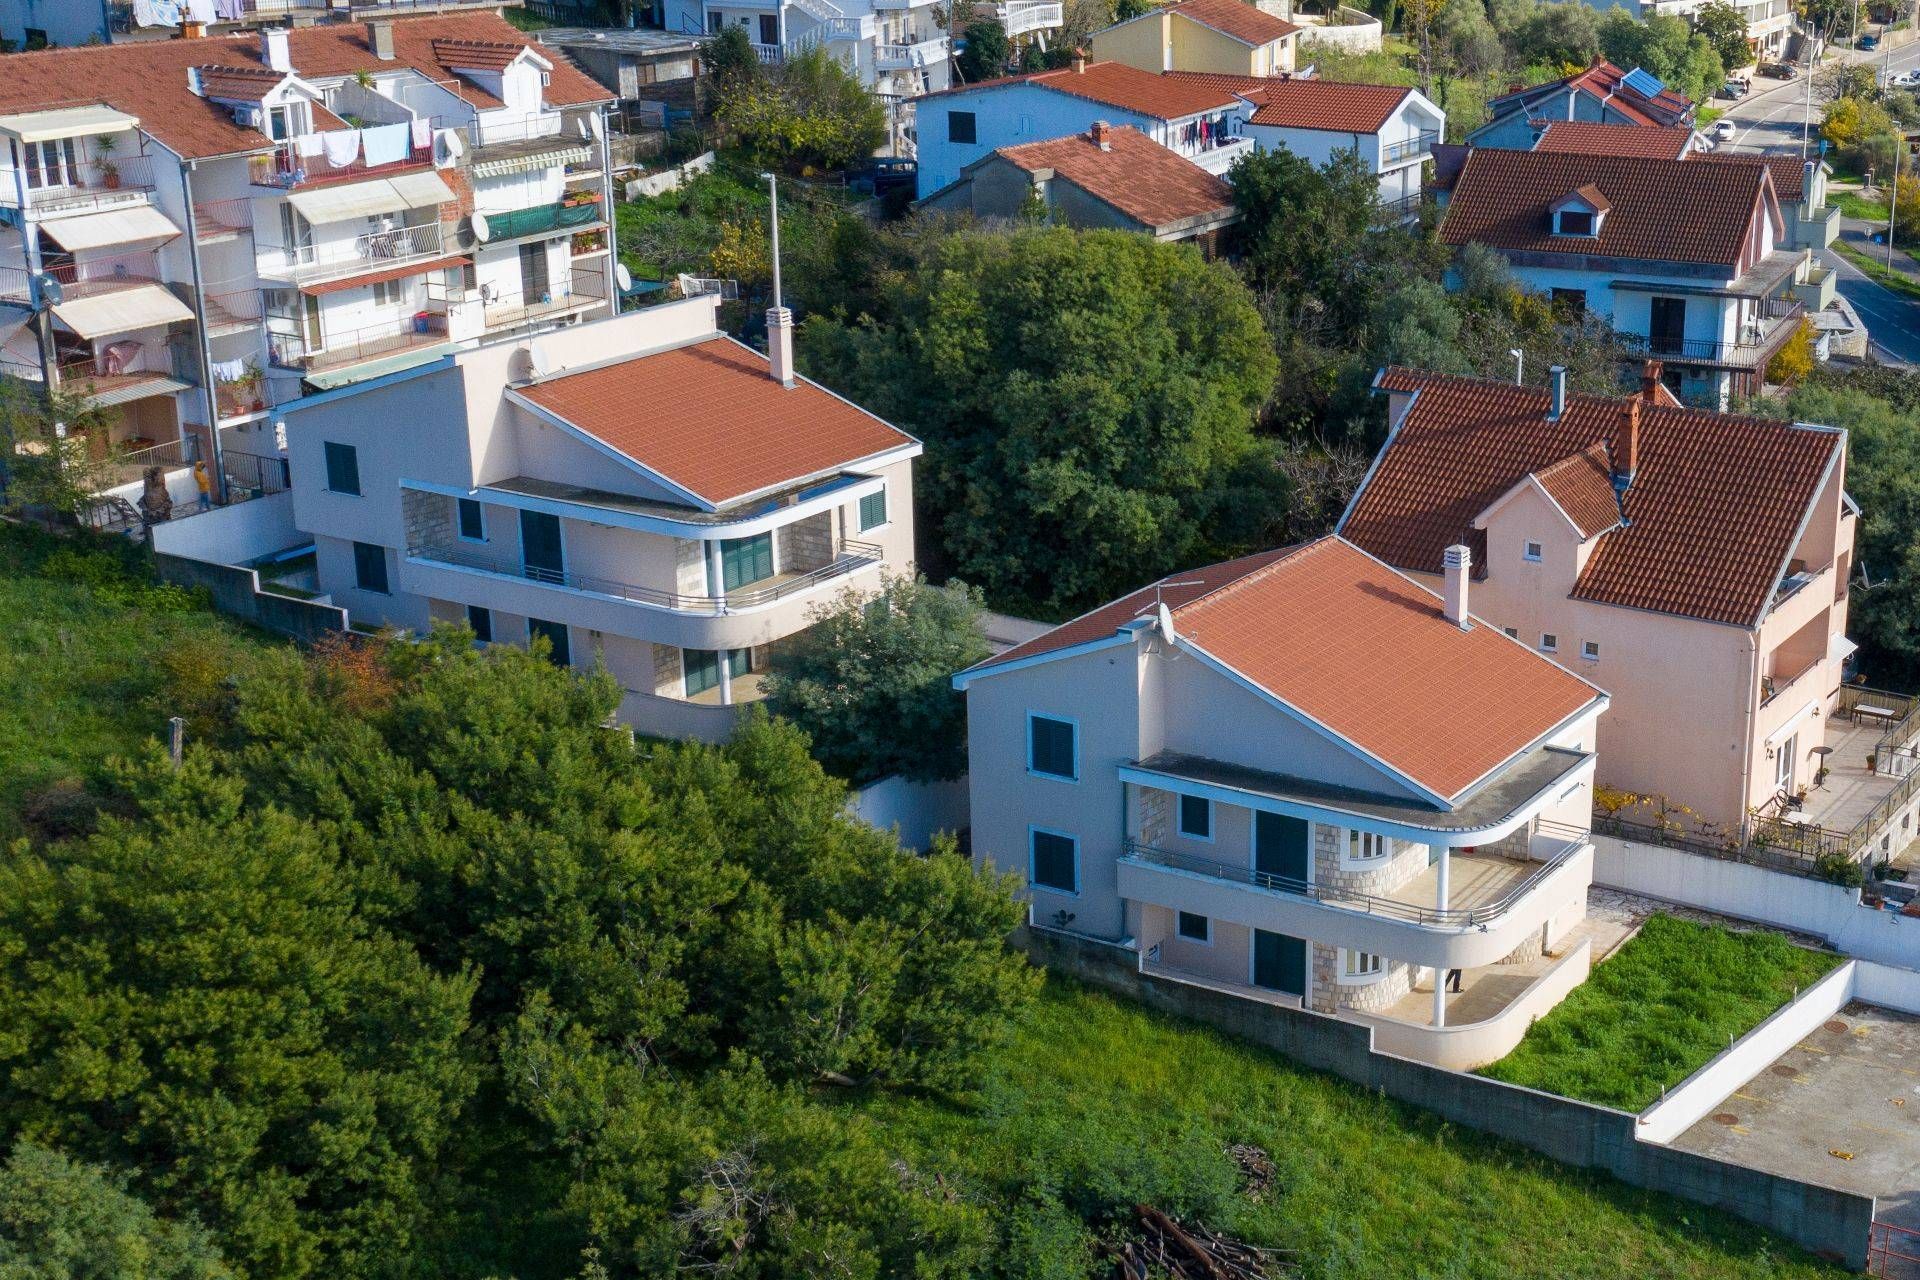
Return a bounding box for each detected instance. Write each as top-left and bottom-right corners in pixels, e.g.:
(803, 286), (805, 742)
(1531, 444), (1622, 539)
(1690, 149), (1816, 202)
(431, 37), (542, 73)
(1440, 149), (1769, 268)
(996, 124), (1235, 227)
(1166, 0), (1300, 46)
(972, 538), (1603, 799)
(194, 64), (285, 103)
(1346, 369), (1843, 627)
(936, 61), (1247, 119)
(0, 13), (609, 161)
(516, 337), (917, 508)
(1533, 120), (1696, 159)
(1242, 78), (1412, 132)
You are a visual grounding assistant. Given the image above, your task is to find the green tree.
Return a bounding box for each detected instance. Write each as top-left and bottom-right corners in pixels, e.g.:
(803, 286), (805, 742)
(1693, 1), (1752, 71)
(801, 228), (1283, 616)
(703, 25), (761, 95)
(0, 1143), (233, 1280)
(1822, 93), (1898, 173)
(0, 382), (120, 521)
(763, 571), (991, 784)
(715, 45), (886, 173)
(1513, 1), (1601, 66)
(956, 17), (1010, 82)
(1598, 9), (1723, 104)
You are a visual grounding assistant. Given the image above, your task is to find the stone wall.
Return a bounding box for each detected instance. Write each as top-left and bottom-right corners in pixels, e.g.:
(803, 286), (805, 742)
(1312, 939), (1416, 1013)
(402, 489), (455, 552)
(1138, 787), (1172, 847)
(651, 641), (681, 696)
(777, 511), (834, 574)
(674, 538), (706, 597)
(1312, 823), (1429, 896)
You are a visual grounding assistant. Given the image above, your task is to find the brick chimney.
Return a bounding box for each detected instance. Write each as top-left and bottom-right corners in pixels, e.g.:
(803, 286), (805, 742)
(1443, 544), (1472, 629)
(367, 19), (395, 61)
(767, 305), (795, 389)
(1548, 364), (1566, 422)
(1072, 47), (1088, 74)
(1613, 395), (1641, 493)
(261, 25), (291, 72)
(1090, 120), (1111, 150)
(1638, 358), (1662, 403)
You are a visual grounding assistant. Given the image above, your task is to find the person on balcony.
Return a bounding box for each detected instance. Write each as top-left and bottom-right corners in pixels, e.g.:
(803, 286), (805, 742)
(193, 460), (212, 512)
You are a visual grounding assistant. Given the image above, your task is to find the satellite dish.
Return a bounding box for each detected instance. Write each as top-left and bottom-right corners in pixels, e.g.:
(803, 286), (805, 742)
(32, 273), (63, 308)
(1156, 601), (1178, 646)
(614, 263), (633, 293)
(470, 211), (490, 242)
(589, 112), (604, 141)
(527, 343), (548, 376)
(433, 128), (464, 169)
(577, 119), (591, 141)
(509, 342), (547, 382)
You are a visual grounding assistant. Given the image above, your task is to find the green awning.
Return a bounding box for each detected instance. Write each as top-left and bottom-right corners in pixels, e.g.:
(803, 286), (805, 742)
(302, 342), (454, 391)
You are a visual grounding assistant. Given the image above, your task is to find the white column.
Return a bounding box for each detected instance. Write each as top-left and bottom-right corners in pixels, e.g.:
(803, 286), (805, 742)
(1433, 844), (1452, 1028)
(718, 653), (734, 706)
(705, 539), (726, 612)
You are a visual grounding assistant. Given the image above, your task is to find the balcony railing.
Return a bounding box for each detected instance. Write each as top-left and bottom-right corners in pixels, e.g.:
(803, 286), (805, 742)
(998, 0), (1064, 32)
(1382, 129), (1440, 165)
(0, 154), (159, 216)
(248, 136), (433, 189)
(194, 198), (255, 240)
(1373, 189), (1426, 224)
(479, 198), (603, 242)
(477, 274), (610, 330)
(875, 37), (952, 69)
(408, 537), (886, 613)
(268, 312), (452, 373)
(1618, 299), (1804, 366)
(1121, 823), (1590, 930)
(258, 221), (456, 285)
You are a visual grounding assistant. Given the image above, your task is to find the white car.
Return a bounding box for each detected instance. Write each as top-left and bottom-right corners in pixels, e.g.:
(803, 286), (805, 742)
(1893, 69), (1920, 87)
(1711, 120), (1738, 142)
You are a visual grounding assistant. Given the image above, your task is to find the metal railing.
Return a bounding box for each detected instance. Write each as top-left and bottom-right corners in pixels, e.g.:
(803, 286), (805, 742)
(875, 37), (951, 68)
(0, 153), (159, 214)
(1618, 299), (1804, 365)
(478, 198), (602, 242)
(407, 537), (885, 613)
(249, 137), (433, 189)
(1120, 826), (1588, 930)
(222, 449), (292, 497)
(1382, 129), (1440, 165)
(194, 198), (255, 239)
(259, 221), (456, 284)
(268, 311), (452, 372)
(998, 0), (1064, 31)
(467, 110), (599, 150)
(1372, 190), (1425, 223)
(474, 273), (610, 329)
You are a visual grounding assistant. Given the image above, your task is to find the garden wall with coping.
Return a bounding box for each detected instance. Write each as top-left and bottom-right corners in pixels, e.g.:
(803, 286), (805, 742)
(156, 552), (346, 645)
(1020, 922), (1876, 1269)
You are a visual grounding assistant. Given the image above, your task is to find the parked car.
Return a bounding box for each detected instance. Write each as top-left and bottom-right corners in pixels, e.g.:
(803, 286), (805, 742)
(1711, 119), (1738, 142)
(1720, 79), (1747, 98)
(1760, 60), (1798, 78)
(1892, 68), (1920, 87)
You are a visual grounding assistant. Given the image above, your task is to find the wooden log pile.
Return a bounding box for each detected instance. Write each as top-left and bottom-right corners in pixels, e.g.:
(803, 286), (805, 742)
(1105, 1204), (1295, 1280)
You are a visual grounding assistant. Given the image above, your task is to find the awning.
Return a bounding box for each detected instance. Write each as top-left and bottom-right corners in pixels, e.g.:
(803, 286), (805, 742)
(303, 341), (454, 391)
(50, 284), (194, 341)
(0, 105), (139, 143)
(470, 145), (592, 180)
(79, 374), (193, 409)
(388, 171), (457, 209)
(40, 205), (182, 253)
(0, 308), (31, 351)
(300, 254), (470, 296)
(289, 180), (411, 225)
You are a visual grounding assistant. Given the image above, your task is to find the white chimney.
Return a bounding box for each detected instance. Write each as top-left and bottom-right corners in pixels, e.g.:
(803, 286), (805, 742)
(261, 26), (292, 74)
(367, 19), (396, 60)
(1548, 364), (1567, 422)
(1443, 544), (1471, 629)
(767, 305), (795, 389)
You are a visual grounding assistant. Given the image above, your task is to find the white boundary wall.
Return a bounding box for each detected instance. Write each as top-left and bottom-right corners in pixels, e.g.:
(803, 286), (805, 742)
(1354, 939), (1593, 1070)
(150, 490), (303, 566)
(847, 773), (970, 852)
(1594, 835), (1920, 969)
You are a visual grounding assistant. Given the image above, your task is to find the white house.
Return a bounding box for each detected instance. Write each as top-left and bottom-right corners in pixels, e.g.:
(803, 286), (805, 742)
(954, 535), (1610, 1069)
(1236, 78), (1441, 213)
(279, 293), (922, 741)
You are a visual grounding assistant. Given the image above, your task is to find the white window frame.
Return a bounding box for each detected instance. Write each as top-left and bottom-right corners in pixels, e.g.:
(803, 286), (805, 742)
(1175, 910), (1211, 944)
(1026, 711), (1079, 783)
(1523, 540), (1544, 562)
(1540, 633), (1559, 653)
(1339, 948), (1387, 985)
(1027, 825), (1079, 896)
(1581, 640), (1601, 662)
(1342, 828), (1392, 869)
(1176, 793), (1213, 842)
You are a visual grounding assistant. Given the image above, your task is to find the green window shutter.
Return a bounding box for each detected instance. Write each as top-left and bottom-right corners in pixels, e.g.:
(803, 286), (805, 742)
(324, 441), (360, 495)
(1030, 831), (1077, 892)
(684, 649), (721, 695)
(721, 533), (774, 591)
(859, 489), (887, 531)
(1028, 715), (1076, 780)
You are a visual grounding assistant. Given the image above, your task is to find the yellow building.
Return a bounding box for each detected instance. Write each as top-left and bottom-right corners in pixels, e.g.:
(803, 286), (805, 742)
(1090, 0), (1299, 77)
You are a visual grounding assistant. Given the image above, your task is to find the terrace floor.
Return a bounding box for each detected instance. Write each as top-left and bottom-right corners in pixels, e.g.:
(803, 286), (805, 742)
(1383, 848), (1538, 917)
(1801, 716), (1906, 833)
(1377, 912), (1638, 1028)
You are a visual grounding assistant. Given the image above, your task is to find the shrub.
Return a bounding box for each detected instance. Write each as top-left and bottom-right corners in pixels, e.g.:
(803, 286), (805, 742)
(1814, 849), (1867, 887)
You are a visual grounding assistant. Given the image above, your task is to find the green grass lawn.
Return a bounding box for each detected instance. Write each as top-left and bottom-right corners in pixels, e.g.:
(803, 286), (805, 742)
(1477, 915), (1842, 1110)
(852, 977), (1842, 1278)
(0, 523), (280, 841)
(1833, 189), (1893, 222)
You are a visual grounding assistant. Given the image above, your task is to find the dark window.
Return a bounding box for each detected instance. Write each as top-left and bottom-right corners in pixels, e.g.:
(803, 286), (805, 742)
(457, 497), (485, 541)
(728, 647), (752, 677)
(1028, 714), (1076, 780)
(948, 110), (977, 144)
(685, 648), (721, 695)
(758, 13), (778, 43)
(352, 541), (388, 594)
(1176, 911), (1210, 941)
(1178, 794), (1211, 839)
(1555, 208), (1594, 235)
(529, 617), (570, 666)
(520, 510), (564, 580)
(721, 532), (774, 591)
(1650, 296), (1687, 355)
(1030, 829), (1077, 892)
(467, 604), (492, 642)
(858, 488), (887, 531)
(324, 441), (360, 495)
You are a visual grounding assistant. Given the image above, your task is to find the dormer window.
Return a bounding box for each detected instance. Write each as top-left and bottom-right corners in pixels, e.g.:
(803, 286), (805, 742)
(1556, 208), (1594, 236)
(1549, 184), (1609, 238)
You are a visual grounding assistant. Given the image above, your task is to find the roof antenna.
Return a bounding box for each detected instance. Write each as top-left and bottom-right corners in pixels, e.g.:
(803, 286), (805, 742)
(1149, 579), (1206, 650)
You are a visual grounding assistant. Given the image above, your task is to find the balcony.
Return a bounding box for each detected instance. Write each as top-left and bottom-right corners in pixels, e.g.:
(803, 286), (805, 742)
(1618, 298), (1804, 367)
(257, 221), (459, 287)
(997, 0), (1064, 32)
(1116, 823), (1594, 970)
(477, 273), (610, 332)
(248, 136), (433, 190)
(1382, 129), (1440, 166)
(1372, 189), (1425, 225)
(1795, 201), (1841, 250)
(267, 313), (454, 377)
(0, 154), (159, 219)
(875, 37), (952, 69)
(477, 197), (604, 245)
(1188, 134), (1256, 175)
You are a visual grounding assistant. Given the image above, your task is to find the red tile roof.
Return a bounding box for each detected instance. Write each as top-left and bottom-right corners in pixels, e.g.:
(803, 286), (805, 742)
(1530, 444), (1622, 539)
(971, 537), (1603, 799)
(995, 124), (1235, 228)
(1440, 149), (1770, 268)
(194, 64), (285, 103)
(1489, 60), (1692, 128)
(1166, 0), (1300, 45)
(431, 37), (543, 72)
(515, 337), (917, 509)
(1533, 120), (1696, 159)
(1240, 77), (1413, 133)
(931, 61), (1246, 120)
(1690, 149), (1816, 203)
(1344, 369), (1844, 627)
(0, 13), (609, 161)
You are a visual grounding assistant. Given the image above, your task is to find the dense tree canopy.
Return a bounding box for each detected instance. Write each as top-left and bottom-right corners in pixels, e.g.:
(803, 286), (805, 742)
(1598, 10), (1724, 105)
(713, 46), (886, 173)
(0, 1144), (232, 1280)
(801, 227), (1284, 616)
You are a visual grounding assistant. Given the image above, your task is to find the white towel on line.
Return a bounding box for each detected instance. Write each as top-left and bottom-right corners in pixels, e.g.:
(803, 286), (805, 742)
(361, 122), (409, 167)
(294, 132), (324, 159)
(410, 117), (433, 151)
(321, 129), (362, 168)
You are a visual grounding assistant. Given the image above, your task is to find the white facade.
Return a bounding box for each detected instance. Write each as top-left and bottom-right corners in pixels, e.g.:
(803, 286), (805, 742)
(1242, 87), (1443, 212)
(281, 294), (922, 742)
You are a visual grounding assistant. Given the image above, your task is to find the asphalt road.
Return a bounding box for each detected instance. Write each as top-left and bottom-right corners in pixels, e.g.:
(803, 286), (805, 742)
(1709, 39), (1920, 363)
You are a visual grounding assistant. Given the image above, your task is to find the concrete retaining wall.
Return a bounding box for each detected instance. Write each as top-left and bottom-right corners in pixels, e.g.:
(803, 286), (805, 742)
(156, 553), (346, 644)
(847, 772), (970, 851)
(1595, 835), (1920, 969)
(1855, 958), (1920, 1015)
(1293, 6), (1383, 51)
(625, 149), (715, 199)
(1021, 924), (1875, 1269)
(150, 491), (302, 566)
(1636, 960), (1859, 1145)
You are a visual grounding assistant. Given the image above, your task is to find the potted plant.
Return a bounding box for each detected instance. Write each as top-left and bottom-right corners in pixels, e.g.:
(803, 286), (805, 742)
(92, 133), (120, 189)
(354, 69), (375, 89)
(242, 359), (265, 411)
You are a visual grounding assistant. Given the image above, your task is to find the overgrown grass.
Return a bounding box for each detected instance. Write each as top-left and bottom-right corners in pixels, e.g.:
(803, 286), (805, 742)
(0, 522), (279, 841)
(1477, 915), (1842, 1110)
(853, 977), (1842, 1278)
(1835, 240), (1920, 300)
(1833, 188), (1893, 222)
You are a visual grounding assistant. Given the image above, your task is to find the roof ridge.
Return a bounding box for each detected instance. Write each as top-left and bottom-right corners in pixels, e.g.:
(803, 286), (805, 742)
(1533, 441), (1612, 480)
(1172, 536), (1327, 620)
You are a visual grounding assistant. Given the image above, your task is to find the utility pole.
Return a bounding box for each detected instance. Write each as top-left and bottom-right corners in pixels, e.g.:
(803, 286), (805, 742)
(1887, 139), (1902, 280)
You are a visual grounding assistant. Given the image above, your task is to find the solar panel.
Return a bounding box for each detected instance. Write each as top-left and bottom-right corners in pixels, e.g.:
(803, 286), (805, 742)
(1621, 67), (1666, 100)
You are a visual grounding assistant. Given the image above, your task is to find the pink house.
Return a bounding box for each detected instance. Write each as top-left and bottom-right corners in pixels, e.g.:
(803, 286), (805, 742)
(1340, 363), (1899, 860)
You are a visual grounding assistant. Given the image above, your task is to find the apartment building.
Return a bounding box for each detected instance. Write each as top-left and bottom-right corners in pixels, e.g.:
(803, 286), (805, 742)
(1550, 0), (1793, 62)
(0, 13), (614, 504)
(1090, 0), (1300, 77)
(955, 535), (1609, 1068)
(280, 292), (921, 740)
(1469, 61), (1694, 149)
(1438, 147), (1823, 407)
(1342, 364), (1854, 840)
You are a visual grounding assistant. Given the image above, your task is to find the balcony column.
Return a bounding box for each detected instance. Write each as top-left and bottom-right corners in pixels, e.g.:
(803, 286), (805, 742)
(718, 654), (734, 707)
(1432, 843), (1451, 1028)
(705, 538), (727, 614)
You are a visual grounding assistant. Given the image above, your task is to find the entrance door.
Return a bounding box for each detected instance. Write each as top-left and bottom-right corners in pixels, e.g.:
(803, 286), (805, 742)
(1253, 811), (1310, 888)
(758, 13), (778, 44)
(520, 510), (564, 581)
(1252, 930), (1307, 995)
(518, 242), (550, 302)
(1776, 732), (1797, 796)
(1649, 296), (1686, 355)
